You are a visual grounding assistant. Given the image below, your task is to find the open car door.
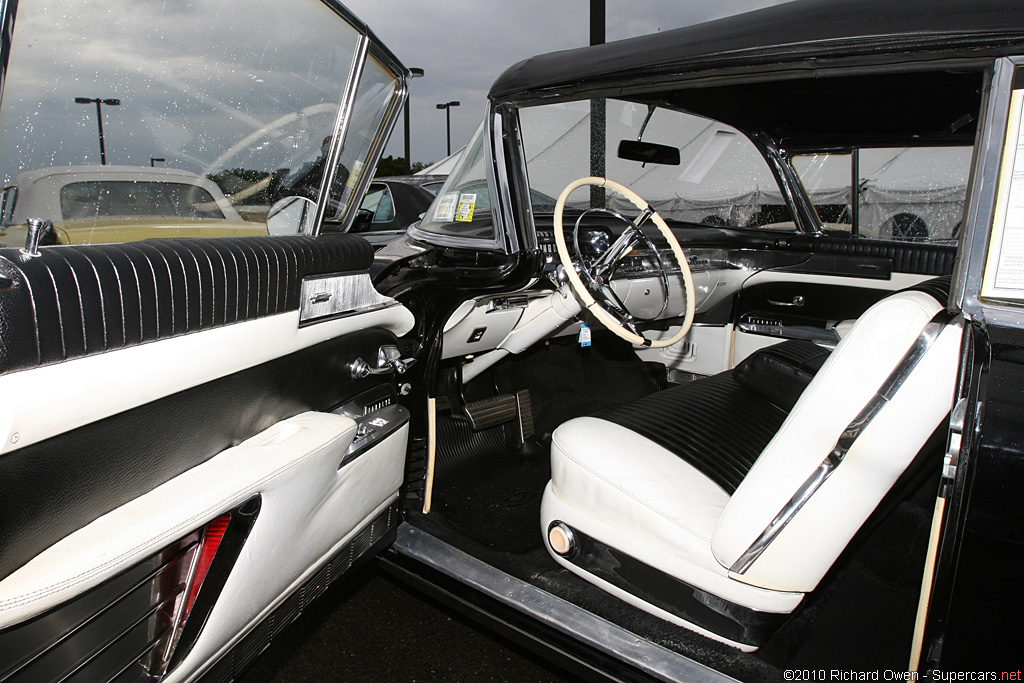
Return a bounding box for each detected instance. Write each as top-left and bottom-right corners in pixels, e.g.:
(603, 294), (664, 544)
(0, 1), (415, 681)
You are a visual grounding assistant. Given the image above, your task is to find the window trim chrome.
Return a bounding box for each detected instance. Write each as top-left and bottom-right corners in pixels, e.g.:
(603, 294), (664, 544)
(406, 105), (510, 253)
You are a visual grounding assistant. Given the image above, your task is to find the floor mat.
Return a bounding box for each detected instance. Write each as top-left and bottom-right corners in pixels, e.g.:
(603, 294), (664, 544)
(788, 562), (918, 669)
(431, 415), (550, 553)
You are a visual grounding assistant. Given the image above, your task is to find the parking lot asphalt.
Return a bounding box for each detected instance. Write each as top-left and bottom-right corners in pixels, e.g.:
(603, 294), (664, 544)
(239, 562), (583, 683)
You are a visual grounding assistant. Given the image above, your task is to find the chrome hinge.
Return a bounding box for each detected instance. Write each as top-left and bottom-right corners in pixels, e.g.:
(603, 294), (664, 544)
(943, 397), (970, 481)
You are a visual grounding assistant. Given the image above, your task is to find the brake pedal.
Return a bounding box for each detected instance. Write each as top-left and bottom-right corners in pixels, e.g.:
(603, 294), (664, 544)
(463, 389), (535, 443)
(464, 394), (518, 430)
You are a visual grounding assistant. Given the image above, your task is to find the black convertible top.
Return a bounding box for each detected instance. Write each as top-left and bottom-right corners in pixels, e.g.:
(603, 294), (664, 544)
(490, 0), (1024, 101)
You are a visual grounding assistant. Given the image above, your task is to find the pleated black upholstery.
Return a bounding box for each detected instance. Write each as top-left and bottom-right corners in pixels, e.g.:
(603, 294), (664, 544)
(599, 340), (830, 495)
(599, 372), (788, 495)
(813, 239), (955, 276)
(901, 274), (952, 304)
(733, 338), (832, 412)
(0, 234), (373, 375)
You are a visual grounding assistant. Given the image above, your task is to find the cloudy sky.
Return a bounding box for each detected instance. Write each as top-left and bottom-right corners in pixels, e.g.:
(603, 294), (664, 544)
(0, 0), (793, 186)
(341, 0), (792, 167)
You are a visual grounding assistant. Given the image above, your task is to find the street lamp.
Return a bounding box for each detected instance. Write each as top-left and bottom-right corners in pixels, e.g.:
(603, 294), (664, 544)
(404, 68), (425, 175)
(436, 100), (460, 157)
(75, 97), (121, 165)
(150, 157), (166, 167)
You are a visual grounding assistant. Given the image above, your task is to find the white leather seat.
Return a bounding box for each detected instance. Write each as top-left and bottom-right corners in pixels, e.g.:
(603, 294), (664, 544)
(541, 288), (962, 651)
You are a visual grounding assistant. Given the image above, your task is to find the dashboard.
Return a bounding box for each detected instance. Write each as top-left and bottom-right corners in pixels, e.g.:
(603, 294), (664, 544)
(442, 226), (742, 360)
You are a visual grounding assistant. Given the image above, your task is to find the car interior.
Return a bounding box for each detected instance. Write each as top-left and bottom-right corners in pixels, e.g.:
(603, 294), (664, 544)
(395, 62), (977, 678)
(0, 0), (1005, 679)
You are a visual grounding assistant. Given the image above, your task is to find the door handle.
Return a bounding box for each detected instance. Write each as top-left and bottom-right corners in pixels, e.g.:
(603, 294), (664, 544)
(349, 344), (416, 379)
(767, 295), (805, 307)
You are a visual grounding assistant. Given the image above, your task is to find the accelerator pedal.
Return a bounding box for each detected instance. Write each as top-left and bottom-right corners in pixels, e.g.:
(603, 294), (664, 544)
(515, 390), (535, 442)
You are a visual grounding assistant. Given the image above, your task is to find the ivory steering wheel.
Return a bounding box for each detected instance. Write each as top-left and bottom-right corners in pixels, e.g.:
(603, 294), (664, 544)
(553, 176), (695, 348)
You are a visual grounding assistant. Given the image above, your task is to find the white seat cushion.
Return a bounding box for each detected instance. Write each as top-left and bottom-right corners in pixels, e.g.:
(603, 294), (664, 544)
(546, 417), (805, 614)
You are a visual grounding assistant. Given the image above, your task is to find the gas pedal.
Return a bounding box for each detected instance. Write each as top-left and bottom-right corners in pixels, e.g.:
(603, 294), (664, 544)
(515, 390), (534, 442)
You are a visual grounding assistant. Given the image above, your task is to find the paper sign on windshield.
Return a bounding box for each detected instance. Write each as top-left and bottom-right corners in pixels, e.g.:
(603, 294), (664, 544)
(983, 87), (1024, 302)
(433, 192), (458, 221)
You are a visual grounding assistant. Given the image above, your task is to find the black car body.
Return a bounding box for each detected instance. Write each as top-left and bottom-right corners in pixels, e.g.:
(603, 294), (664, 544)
(1, 0), (1023, 682)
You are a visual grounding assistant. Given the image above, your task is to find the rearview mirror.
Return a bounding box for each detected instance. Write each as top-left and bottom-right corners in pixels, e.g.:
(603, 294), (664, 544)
(617, 140), (680, 166)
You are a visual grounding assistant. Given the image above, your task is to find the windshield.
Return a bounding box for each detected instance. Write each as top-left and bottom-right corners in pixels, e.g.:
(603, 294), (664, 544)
(518, 99), (793, 229)
(794, 148), (972, 243)
(0, 0), (401, 244)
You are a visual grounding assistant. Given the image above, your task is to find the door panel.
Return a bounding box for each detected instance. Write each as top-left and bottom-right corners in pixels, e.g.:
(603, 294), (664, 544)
(0, 233), (414, 680)
(732, 270), (936, 363)
(634, 230), (957, 375)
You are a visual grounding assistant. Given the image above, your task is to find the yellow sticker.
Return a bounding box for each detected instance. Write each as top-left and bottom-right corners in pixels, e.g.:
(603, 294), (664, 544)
(346, 159), (364, 190)
(455, 193), (477, 222)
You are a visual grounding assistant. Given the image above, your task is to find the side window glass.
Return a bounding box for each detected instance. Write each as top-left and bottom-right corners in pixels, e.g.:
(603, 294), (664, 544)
(415, 122), (498, 242)
(0, 0), (386, 247)
(356, 184), (395, 229)
(373, 187), (395, 222)
(794, 147), (971, 243)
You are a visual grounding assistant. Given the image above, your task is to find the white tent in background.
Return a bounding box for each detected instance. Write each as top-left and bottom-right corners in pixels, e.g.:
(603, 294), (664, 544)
(416, 147), (465, 176)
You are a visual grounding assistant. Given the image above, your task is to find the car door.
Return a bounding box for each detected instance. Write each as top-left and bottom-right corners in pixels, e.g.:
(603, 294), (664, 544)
(0, 1), (415, 682)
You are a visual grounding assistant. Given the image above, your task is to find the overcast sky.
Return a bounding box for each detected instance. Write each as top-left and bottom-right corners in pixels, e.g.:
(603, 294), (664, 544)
(0, 0), (794, 185)
(342, 0), (792, 167)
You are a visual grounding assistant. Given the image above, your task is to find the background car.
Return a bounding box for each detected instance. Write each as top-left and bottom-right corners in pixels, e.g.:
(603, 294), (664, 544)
(349, 176), (437, 248)
(0, 165), (266, 247)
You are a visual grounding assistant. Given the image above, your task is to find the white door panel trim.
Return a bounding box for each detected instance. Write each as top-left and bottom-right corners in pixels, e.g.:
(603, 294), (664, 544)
(0, 304), (414, 455)
(0, 411), (367, 627)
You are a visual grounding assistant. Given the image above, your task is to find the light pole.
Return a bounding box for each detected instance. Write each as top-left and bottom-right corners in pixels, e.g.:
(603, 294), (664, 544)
(75, 97), (121, 165)
(403, 68), (425, 175)
(436, 100), (460, 157)
(150, 157), (166, 167)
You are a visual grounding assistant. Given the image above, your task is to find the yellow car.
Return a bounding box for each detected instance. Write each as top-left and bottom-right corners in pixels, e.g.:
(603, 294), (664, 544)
(0, 165), (267, 247)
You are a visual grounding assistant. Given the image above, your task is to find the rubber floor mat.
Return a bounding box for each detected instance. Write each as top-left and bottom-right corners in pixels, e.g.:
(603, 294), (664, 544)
(431, 415), (550, 553)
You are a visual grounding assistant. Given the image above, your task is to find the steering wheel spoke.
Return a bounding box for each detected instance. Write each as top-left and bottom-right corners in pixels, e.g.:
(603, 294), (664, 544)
(553, 176), (695, 348)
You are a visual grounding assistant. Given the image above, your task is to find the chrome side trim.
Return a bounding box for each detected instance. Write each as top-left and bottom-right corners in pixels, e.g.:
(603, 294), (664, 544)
(299, 272), (399, 323)
(394, 524), (739, 683)
(730, 310), (954, 575)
